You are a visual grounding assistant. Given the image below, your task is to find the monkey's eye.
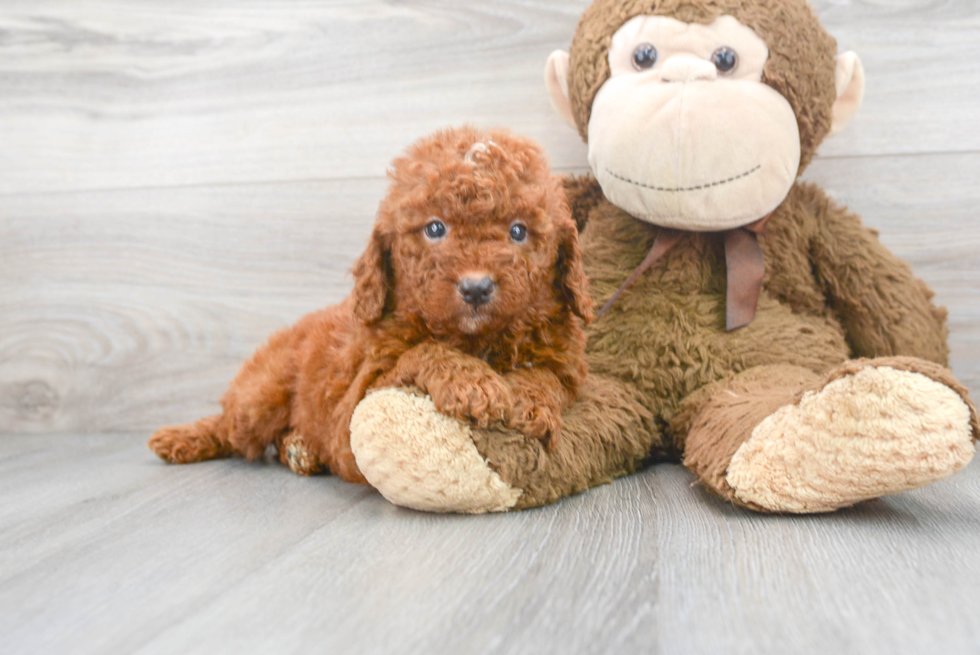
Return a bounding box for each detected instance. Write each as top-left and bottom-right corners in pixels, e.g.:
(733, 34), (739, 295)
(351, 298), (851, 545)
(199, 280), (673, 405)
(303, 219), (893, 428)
(711, 46), (738, 74)
(423, 220), (447, 241)
(631, 43), (658, 70)
(509, 223), (528, 244)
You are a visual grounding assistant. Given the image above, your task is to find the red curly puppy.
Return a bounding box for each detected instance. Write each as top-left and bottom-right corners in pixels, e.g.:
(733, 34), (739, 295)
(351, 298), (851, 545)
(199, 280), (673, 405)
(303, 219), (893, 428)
(148, 126), (594, 483)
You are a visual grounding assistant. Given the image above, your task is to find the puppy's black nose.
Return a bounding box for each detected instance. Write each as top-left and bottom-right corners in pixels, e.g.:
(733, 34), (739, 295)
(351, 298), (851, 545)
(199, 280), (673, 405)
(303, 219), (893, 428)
(458, 276), (495, 307)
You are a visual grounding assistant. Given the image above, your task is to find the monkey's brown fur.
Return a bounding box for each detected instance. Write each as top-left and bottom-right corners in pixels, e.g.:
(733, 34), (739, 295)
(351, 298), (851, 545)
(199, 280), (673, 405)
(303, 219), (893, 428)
(148, 127), (593, 480)
(415, 0), (979, 510)
(471, 179), (976, 509)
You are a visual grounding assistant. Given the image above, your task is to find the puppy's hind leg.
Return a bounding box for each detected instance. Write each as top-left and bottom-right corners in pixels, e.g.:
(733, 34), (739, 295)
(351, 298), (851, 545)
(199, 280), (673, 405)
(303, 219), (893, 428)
(149, 324), (301, 464)
(149, 414), (230, 464)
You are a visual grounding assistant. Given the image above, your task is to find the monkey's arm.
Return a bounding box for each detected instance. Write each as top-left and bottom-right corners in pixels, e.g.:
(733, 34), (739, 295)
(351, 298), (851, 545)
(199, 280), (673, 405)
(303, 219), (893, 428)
(805, 183), (949, 365)
(561, 174), (604, 232)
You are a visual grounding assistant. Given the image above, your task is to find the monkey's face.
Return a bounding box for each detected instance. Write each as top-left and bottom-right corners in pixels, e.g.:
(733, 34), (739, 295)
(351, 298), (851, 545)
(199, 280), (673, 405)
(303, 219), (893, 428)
(545, 12), (863, 232)
(589, 16), (799, 231)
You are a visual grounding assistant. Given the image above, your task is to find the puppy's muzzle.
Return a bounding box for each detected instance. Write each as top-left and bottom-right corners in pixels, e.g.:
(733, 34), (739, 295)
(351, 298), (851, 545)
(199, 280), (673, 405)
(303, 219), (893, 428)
(457, 276), (496, 307)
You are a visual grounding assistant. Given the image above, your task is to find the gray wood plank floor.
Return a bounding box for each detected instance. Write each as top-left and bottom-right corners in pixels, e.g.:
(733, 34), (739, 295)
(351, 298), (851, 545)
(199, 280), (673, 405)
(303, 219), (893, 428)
(2, 1), (980, 653)
(4, 435), (980, 655)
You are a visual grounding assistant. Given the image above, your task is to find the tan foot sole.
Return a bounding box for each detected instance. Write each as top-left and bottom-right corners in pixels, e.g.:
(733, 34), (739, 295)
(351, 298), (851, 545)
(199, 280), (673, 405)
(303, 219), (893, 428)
(349, 388), (521, 514)
(727, 366), (976, 513)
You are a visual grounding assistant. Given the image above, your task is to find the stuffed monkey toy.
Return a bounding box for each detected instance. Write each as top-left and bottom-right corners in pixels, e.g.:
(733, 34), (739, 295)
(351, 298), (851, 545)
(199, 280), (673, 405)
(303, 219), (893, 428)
(342, 0), (980, 513)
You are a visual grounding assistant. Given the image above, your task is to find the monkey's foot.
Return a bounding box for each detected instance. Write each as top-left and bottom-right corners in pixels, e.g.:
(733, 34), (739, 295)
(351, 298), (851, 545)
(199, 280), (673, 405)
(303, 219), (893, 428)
(726, 362), (978, 513)
(349, 388), (522, 513)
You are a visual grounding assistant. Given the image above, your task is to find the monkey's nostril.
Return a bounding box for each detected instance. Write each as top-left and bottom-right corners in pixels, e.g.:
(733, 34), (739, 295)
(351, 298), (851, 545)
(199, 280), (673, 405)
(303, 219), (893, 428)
(458, 277), (496, 307)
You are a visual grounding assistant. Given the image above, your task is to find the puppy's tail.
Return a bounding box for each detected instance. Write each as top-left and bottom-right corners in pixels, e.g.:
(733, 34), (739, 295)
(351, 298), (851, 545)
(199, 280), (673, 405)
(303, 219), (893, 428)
(148, 414), (231, 464)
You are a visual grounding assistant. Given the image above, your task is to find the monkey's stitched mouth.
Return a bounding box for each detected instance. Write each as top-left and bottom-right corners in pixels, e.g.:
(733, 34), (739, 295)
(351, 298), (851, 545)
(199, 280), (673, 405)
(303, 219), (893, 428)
(604, 164), (762, 193)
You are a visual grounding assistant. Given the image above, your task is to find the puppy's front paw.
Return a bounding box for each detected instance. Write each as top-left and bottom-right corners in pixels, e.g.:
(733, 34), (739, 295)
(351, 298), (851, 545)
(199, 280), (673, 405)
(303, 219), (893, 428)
(508, 402), (562, 449)
(429, 373), (513, 428)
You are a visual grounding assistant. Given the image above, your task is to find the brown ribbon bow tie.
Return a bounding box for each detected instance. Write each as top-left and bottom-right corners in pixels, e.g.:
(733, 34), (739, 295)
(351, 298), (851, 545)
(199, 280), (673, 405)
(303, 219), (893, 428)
(597, 214), (772, 331)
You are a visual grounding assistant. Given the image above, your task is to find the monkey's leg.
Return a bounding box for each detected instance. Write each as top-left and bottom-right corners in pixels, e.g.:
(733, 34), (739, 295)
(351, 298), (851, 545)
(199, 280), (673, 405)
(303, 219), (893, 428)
(348, 375), (656, 513)
(149, 326), (299, 464)
(679, 359), (979, 513)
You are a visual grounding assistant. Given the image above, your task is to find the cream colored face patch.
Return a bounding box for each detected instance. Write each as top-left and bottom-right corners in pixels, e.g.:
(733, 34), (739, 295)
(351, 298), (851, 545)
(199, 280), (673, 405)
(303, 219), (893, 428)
(587, 15), (801, 231)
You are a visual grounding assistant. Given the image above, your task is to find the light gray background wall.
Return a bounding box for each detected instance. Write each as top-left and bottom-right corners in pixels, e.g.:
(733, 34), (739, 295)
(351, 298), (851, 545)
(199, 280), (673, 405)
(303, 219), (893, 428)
(1, 0), (977, 435)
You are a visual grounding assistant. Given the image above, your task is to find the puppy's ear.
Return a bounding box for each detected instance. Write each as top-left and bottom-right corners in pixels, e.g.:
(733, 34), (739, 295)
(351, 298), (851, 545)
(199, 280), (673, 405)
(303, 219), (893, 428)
(556, 218), (595, 324)
(351, 226), (391, 324)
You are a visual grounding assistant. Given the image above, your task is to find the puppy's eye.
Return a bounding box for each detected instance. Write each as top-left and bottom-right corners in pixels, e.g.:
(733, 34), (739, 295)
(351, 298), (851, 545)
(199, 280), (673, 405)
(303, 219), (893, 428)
(423, 220), (447, 241)
(711, 46), (738, 74)
(632, 43), (658, 70)
(509, 223), (528, 244)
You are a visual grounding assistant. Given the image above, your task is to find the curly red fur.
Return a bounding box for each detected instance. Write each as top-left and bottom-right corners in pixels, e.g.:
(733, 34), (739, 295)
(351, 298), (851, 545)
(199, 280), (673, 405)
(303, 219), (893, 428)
(148, 126), (593, 481)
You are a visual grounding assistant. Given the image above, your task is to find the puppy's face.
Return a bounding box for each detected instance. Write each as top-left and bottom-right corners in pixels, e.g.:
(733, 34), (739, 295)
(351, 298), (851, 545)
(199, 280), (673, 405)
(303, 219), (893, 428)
(352, 128), (593, 336)
(393, 195), (558, 336)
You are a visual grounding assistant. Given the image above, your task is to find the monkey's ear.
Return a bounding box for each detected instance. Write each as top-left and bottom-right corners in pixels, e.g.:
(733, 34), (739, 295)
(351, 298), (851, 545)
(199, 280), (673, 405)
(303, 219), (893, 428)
(545, 50), (577, 129)
(556, 220), (595, 324)
(351, 227), (391, 324)
(829, 52), (865, 137)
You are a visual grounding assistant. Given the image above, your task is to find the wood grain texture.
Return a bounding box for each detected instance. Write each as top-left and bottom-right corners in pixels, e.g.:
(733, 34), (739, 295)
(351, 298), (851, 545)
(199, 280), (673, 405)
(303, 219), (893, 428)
(0, 178), (381, 433)
(0, 0), (979, 195)
(3, 434), (980, 655)
(2, 153), (977, 434)
(1, 0), (978, 434)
